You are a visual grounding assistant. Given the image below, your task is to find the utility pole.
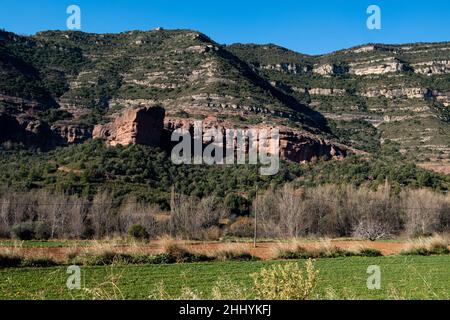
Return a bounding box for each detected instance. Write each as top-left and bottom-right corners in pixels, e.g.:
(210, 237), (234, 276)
(254, 184), (258, 248)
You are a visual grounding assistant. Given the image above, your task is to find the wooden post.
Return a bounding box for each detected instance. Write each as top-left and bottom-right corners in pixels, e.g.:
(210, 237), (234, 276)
(254, 185), (258, 248)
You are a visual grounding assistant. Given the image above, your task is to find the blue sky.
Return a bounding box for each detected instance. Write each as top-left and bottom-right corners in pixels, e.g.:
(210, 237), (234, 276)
(1, 0), (449, 55)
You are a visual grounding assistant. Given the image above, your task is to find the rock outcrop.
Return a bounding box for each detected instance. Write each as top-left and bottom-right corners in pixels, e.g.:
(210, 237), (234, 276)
(308, 88), (346, 96)
(51, 123), (92, 144)
(93, 106), (165, 147)
(0, 113), (65, 148)
(93, 108), (346, 163)
(413, 60), (450, 75)
(313, 64), (347, 76)
(162, 117), (346, 162)
(349, 58), (407, 75)
(262, 63), (311, 74)
(361, 87), (431, 99)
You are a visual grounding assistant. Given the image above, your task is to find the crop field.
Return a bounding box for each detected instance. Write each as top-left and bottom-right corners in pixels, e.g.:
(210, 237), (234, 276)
(1, 256), (450, 300)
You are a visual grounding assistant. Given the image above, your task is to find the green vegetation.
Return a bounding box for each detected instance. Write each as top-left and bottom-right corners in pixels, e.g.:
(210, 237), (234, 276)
(1, 140), (449, 211)
(128, 225), (149, 240)
(276, 247), (383, 260)
(1, 256), (450, 299)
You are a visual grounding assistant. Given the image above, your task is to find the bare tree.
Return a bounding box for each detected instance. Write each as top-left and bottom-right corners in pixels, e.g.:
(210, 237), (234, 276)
(118, 198), (158, 238)
(401, 189), (447, 237)
(90, 190), (114, 238)
(66, 196), (88, 239)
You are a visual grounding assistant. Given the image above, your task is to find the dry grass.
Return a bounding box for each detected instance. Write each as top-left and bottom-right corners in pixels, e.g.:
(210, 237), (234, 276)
(251, 260), (319, 300)
(206, 243), (258, 261)
(273, 238), (382, 260)
(402, 235), (450, 255)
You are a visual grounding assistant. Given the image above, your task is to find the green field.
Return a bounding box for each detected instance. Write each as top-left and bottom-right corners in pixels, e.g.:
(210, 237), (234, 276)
(1, 256), (449, 300)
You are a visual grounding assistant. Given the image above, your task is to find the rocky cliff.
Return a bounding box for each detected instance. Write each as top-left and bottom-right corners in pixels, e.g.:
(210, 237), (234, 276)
(93, 107), (165, 147)
(92, 107), (346, 163)
(0, 112), (91, 148)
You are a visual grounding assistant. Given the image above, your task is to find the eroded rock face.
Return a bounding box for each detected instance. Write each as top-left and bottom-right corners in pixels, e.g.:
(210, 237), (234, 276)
(413, 60), (450, 75)
(0, 94), (44, 113)
(0, 113), (69, 148)
(93, 106), (165, 147)
(349, 58), (407, 75)
(262, 63), (311, 74)
(279, 130), (346, 162)
(162, 117), (346, 163)
(432, 90), (450, 106)
(313, 64), (347, 76)
(92, 106), (346, 163)
(361, 87), (431, 99)
(51, 123), (92, 144)
(308, 88), (346, 96)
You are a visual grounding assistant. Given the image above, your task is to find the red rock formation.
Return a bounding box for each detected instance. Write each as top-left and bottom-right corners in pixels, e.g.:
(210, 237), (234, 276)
(51, 123), (92, 144)
(163, 117), (346, 162)
(93, 106), (165, 147)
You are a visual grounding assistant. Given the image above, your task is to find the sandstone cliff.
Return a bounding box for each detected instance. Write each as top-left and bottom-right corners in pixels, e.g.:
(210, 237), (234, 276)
(92, 107), (346, 163)
(93, 107), (165, 147)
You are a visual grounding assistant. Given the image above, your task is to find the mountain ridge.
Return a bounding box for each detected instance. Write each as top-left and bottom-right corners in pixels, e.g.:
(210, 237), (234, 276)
(1, 28), (450, 171)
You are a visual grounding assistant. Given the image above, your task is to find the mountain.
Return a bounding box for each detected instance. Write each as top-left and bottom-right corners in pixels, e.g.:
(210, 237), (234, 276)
(1, 28), (450, 173)
(228, 42), (450, 163)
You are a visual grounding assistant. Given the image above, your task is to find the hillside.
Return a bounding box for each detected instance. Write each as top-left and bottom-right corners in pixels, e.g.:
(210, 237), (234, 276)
(1, 28), (450, 182)
(228, 42), (450, 160)
(0, 29), (328, 136)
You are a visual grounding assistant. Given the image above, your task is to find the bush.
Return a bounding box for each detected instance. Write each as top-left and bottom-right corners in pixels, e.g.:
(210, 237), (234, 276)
(276, 246), (312, 260)
(163, 243), (213, 263)
(21, 258), (58, 268)
(251, 260), (318, 300)
(358, 248), (383, 257)
(34, 221), (51, 240)
(401, 236), (450, 256)
(214, 250), (259, 261)
(86, 252), (141, 266)
(0, 255), (22, 268)
(401, 245), (450, 256)
(276, 246), (361, 260)
(11, 221), (50, 240)
(11, 222), (35, 241)
(227, 217), (253, 238)
(128, 225), (149, 240)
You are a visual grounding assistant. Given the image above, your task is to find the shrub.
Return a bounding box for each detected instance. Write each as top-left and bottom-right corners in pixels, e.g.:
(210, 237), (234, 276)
(11, 221), (51, 240)
(128, 225), (149, 240)
(11, 222), (35, 241)
(251, 260), (319, 300)
(318, 247), (358, 258)
(0, 254), (22, 268)
(401, 245), (450, 256)
(163, 243), (212, 263)
(227, 217), (253, 238)
(34, 221), (51, 240)
(77, 252), (135, 266)
(276, 246), (312, 260)
(148, 253), (173, 264)
(401, 236), (450, 256)
(214, 250), (259, 261)
(358, 248), (383, 257)
(21, 258), (58, 268)
(276, 246), (362, 260)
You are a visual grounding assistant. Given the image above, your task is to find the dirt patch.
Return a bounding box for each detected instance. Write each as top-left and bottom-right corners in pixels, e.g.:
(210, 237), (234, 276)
(0, 239), (411, 261)
(418, 162), (450, 175)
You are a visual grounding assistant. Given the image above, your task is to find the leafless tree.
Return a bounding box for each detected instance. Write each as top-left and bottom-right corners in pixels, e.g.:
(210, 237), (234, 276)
(90, 190), (114, 238)
(118, 198), (159, 238)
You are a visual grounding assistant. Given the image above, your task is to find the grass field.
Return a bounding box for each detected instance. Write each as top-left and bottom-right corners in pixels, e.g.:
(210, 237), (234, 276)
(1, 256), (449, 300)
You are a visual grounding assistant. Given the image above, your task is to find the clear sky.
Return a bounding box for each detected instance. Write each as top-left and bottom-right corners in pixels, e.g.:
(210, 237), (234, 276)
(1, 0), (449, 55)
